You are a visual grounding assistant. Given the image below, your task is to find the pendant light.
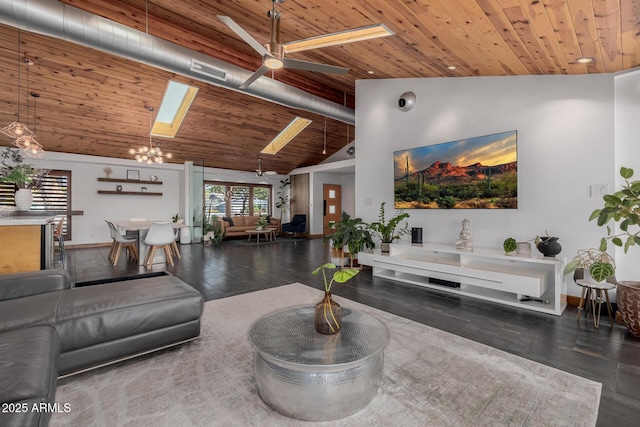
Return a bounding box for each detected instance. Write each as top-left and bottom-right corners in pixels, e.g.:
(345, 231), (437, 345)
(1, 31), (34, 141)
(13, 58), (44, 157)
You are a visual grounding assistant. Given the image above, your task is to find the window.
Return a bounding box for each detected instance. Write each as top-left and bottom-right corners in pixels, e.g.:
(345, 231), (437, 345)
(204, 182), (272, 219)
(0, 170), (72, 240)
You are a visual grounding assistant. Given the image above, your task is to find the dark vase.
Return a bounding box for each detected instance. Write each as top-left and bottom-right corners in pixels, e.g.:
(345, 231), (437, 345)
(537, 237), (561, 257)
(314, 292), (341, 334)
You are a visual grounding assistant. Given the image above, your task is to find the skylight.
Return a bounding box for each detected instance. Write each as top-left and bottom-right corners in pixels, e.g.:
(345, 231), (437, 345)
(152, 80), (199, 138)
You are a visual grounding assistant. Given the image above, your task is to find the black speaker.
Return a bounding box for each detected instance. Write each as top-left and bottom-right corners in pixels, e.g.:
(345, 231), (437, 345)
(411, 227), (423, 245)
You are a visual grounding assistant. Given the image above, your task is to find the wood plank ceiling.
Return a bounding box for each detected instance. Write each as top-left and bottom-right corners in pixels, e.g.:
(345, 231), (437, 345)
(0, 0), (638, 174)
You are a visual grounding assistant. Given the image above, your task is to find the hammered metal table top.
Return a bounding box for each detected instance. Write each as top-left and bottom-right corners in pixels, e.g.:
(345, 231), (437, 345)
(249, 305), (388, 366)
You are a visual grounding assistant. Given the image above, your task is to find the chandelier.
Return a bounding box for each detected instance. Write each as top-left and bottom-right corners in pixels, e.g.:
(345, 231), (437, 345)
(129, 107), (172, 164)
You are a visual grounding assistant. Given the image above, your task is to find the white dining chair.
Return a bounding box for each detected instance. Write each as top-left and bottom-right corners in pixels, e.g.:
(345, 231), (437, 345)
(144, 222), (176, 268)
(171, 227), (182, 260)
(105, 220), (139, 267)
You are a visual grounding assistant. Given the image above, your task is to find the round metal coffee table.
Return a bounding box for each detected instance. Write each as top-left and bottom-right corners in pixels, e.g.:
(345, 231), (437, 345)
(249, 305), (388, 421)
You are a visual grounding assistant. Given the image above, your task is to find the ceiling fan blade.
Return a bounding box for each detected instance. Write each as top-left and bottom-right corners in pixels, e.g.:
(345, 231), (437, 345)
(218, 15), (270, 57)
(283, 58), (349, 75)
(238, 64), (271, 89)
(283, 23), (395, 54)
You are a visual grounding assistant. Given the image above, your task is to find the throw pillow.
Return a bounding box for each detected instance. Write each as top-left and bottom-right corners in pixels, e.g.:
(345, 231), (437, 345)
(223, 216), (234, 226)
(265, 215), (271, 224)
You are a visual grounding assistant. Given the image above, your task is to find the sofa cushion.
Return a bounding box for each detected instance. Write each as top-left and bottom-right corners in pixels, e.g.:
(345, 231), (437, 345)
(245, 216), (259, 226)
(0, 326), (59, 427)
(0, 292), (62, 334)
(230, 216), (246, 226)
(55, 275), (203, 353)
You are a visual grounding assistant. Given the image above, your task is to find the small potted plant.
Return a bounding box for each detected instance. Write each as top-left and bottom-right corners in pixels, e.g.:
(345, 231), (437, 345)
(368, 202), (410, 253)
(311, 263), (359, 334)
(256, 215), (268, 230)
(324, 211), (375, 269)
(0, 147), (48, 211)
(563, 248), (616, 282)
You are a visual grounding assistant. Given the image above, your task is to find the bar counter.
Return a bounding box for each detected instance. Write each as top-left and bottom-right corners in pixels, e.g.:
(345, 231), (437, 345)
(0, 213), (56, 274)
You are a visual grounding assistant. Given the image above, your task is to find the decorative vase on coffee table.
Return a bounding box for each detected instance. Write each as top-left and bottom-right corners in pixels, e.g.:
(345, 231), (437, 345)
(14, 188), (33, 211)
(314, 292), (341, 334)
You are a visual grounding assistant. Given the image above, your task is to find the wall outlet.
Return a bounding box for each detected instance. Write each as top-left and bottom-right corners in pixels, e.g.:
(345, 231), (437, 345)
(590, 185), (607, 198)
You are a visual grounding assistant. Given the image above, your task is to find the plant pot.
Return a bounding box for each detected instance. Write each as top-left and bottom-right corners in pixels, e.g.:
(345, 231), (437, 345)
(14, 188), (33, 211)
(314, 292), (341, 334)
(537, 237), (561, 257)
(256, 226), (264, 231)
(515, 242), (531, 256)
(617, 281), (640, 338)
(380, 242), (391, 253)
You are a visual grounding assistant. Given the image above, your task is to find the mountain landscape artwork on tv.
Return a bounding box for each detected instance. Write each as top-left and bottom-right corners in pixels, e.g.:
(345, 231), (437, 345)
(394, 130), (517, 209)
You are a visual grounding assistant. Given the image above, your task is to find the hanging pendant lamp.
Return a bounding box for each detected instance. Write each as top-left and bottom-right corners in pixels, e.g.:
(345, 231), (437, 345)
(1, 31), (34, 141)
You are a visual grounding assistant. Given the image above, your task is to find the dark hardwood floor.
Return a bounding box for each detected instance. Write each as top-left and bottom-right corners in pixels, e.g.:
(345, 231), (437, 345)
(61, 238), (640, 426)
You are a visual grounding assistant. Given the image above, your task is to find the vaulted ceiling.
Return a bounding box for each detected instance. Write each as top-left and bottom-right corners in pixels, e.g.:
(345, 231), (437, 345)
(0, 0), (638, 174)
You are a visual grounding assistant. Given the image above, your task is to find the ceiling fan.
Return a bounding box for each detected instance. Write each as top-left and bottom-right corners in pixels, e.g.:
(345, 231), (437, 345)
(218, 0), (394, 89)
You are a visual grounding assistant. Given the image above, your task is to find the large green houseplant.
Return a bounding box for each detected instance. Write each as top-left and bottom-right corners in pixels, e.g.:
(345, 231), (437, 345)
(325, 211), (375, 268)
(368, 202), (410, 252)
(588, 166), (640, 337)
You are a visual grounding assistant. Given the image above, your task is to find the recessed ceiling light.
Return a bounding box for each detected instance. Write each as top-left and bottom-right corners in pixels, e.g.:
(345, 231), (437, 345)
(447, 65), (456, 70)
(577, 57), (594, 64)
(367, 70), (375, 74)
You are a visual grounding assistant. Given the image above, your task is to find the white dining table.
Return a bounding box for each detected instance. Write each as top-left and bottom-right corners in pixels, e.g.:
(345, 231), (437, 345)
(113, 220), (189, 267)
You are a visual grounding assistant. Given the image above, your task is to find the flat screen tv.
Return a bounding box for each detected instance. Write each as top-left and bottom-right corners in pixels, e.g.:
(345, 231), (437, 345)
(394, 130), (517, 209)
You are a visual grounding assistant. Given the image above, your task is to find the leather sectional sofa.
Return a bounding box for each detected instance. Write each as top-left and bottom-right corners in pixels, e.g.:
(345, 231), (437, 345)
(0, 269), (204, 427)
(219, 215), (281, 237)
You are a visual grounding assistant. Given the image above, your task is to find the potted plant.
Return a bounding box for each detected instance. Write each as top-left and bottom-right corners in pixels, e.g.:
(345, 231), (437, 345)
(368, 202), (410, 253)
(563, 248), (616, 282)
(311, 263), (359, 334)
(275, 178), (290, 220)
(0, 147), (48, 211)
(324, 211), (375, 268)
(589, 166), (640, 336)
(502, 232), (561, 257)
(256, 215), (268, 230)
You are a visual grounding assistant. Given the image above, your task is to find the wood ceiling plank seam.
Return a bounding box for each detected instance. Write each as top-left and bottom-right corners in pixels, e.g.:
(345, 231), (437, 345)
(413, 1), (490, 74)
(541, 0), (592, 74)
(476, 0), (544, 74)
(517, 0), (574, 74)
(619, 0), (640, 69)
(371, 0), (465, 76)
(430, 0), (520, 75)
(565, 0), (606, 73)
(500, 5), (560, 74)
(593, 0), (624, 73)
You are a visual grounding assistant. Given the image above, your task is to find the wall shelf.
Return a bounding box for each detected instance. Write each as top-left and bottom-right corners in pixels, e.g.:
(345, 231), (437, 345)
(97, 190), (163, 196)
(98, 177), (162, 185)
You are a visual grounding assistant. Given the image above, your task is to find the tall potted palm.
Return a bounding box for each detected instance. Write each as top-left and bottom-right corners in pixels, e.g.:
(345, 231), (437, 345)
(368, 202), (410, 253)
(589, 166), (640, 337)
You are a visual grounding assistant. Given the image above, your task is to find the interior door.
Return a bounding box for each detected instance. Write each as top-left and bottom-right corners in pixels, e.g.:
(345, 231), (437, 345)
(323, 184), (342, 236)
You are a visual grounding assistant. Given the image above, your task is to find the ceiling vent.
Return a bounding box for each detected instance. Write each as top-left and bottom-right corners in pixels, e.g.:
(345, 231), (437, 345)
(190, 59), (227, 82)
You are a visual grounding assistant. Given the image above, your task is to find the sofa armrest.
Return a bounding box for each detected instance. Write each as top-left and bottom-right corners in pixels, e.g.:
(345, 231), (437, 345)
(269, 218), (281, 232)
(0, 269), (73, 301)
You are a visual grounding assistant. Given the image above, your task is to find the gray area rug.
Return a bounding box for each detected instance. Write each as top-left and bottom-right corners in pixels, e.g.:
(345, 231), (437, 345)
(51, 284), (601, 426)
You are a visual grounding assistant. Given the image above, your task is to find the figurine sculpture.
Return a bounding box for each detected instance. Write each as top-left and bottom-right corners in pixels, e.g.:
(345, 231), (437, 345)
(456, 218), (473, 251)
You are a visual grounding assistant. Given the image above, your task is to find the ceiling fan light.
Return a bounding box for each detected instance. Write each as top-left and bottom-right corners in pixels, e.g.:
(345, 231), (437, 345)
(264, 56), (284, 69)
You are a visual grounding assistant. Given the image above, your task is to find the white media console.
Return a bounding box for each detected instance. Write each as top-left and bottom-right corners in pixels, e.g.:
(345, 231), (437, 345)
(357, 243), (567, 315)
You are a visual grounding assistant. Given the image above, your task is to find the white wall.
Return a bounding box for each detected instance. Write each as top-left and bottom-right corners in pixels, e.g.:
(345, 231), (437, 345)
(614, 68), (640, 280)
(356, 74), (616, 296)
(26, 152), (287, 245)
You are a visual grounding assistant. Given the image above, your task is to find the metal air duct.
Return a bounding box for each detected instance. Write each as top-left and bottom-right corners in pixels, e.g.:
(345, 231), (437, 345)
(0, 0), (354, 124)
